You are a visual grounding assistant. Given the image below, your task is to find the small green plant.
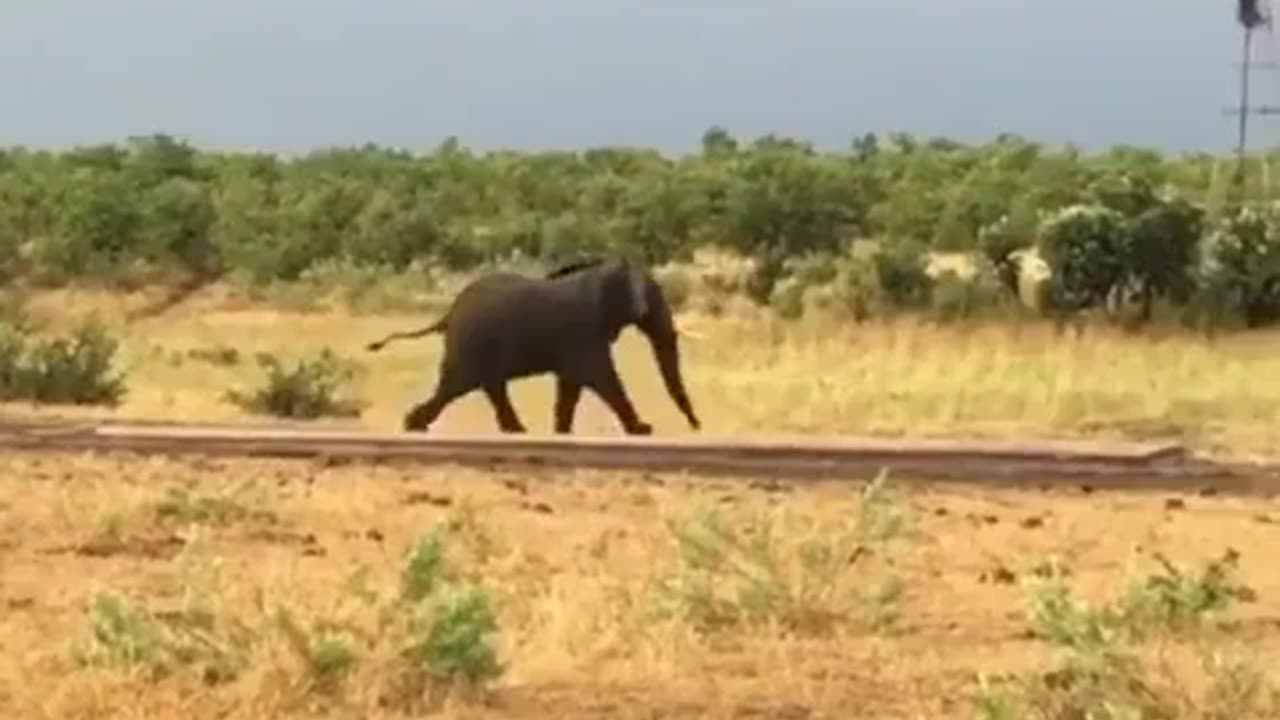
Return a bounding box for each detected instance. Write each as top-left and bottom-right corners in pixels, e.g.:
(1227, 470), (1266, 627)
(401, 528), (450, 604)
(402, 584), (503, 687)
(275, 606), (360, 695)
(224, 348), (365, 419)
(385, 526), (506, 702)
(80, 591), (169, 672)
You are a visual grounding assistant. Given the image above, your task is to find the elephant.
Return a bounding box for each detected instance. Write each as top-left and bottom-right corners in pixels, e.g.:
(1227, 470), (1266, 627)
(365, 257), (701, 436)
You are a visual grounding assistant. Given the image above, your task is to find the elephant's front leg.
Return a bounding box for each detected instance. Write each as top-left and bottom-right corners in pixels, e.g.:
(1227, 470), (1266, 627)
(576, 352), (652, 436)
(482, 382), (527, 433)
(553, 375), (582, 433)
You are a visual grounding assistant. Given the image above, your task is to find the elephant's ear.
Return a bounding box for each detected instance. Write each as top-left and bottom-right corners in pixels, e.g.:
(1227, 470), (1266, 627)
(626, 265), (650, 320)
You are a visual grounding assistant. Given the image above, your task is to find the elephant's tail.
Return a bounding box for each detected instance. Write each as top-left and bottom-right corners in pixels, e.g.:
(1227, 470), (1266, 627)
(365, 317), (447, 352)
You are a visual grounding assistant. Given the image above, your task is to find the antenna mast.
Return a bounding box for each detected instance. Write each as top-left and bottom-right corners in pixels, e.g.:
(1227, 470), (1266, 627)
(1229, 0), (1278, 193)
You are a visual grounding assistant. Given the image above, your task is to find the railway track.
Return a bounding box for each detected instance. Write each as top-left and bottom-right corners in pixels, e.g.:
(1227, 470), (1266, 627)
(2, 415), (1278, 496)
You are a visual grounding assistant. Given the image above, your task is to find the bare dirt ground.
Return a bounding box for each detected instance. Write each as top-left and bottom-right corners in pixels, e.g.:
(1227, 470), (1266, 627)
(2, 451), (1278, 719)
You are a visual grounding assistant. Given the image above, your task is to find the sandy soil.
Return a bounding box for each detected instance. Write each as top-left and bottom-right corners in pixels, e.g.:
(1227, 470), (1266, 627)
(2, 451), (1278, 719)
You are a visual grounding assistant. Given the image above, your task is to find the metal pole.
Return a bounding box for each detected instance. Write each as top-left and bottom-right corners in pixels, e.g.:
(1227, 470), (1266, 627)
(1237, 26), (1255, 190)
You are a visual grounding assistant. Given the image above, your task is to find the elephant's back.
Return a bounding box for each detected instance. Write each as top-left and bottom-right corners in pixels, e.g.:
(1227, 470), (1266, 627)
(443, 273), (554, 340)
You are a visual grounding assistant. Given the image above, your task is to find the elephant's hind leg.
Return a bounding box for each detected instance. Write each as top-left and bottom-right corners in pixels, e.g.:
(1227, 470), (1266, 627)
(482, 382), (526, 433)
(404, 362), (475, 432)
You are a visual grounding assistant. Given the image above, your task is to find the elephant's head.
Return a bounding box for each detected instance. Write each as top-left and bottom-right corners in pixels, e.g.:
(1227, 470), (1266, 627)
(557, 258), (701, 431)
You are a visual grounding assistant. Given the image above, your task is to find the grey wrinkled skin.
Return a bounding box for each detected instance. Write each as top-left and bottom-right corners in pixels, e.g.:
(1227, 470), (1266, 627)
(366, 258), (701, 436)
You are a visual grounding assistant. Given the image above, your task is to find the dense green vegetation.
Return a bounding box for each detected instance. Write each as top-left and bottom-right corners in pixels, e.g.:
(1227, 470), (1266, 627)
(3, 129), (1280, 328)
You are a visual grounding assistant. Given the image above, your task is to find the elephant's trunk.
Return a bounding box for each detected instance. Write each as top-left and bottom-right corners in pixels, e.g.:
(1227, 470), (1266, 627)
(651, 336), (699, 430)
(639, 299), (700, 430)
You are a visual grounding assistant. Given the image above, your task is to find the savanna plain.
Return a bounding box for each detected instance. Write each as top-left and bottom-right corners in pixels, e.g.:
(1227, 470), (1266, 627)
(2, 279), (1280, 719)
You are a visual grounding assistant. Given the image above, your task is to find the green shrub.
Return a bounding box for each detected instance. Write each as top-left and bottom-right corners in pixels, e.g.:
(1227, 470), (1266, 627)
(1120, 190), (1204, 316)
(224, 348), (365, 419)
(0, 314), (127, 406)
(871, 240), (933, 309)
(652, 470), (911, 634)
(275, 606), (360, 695)
(829, 254), (884, 321)
(393, 527), (506, 693)
(401, 529), (450, 604)
(76, 590), (252, 685)
(1035, 203), (1128, 312)
(402, 584), (503, 687)
(1191, 203), (1280, 328)
(971, 549), (1270, 720)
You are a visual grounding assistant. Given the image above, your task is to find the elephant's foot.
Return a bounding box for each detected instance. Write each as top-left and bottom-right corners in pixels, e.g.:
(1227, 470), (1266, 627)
(403, 406), (433, 432)
(624, 420), (653, 436)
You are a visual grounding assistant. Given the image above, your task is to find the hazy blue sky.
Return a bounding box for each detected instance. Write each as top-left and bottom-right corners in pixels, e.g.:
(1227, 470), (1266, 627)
(0, 1), (1270, 155)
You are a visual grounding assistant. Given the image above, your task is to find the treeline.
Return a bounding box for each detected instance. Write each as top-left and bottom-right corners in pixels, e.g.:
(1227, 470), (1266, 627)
(1, 129), (1279, 328)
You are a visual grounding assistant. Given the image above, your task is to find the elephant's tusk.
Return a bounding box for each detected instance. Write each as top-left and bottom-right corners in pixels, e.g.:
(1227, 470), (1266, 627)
(679, 328), (706, 341)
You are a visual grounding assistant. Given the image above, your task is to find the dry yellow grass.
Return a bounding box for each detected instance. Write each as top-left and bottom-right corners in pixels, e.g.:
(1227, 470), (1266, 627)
(6, 282), (1280, 459)
(1, 452), (1278, 719)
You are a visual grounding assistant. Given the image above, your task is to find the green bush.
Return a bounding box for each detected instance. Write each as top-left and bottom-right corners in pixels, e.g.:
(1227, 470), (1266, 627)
(395, 527), (506, 692)
(830, 253), (885, 321)
(224, 348), (365, 419)
(871, 240), (933, 309)
(1192, 204), (1280, 328)
(971, 549), (1271, 720)
(652, 471), (911, 634)
(1035, 203), (1128, 312)
(402, 584), (503, 686)
(0, 314), (127, 406)
(76, 590), (252, 684)
(1121, 190), (1204, 314)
